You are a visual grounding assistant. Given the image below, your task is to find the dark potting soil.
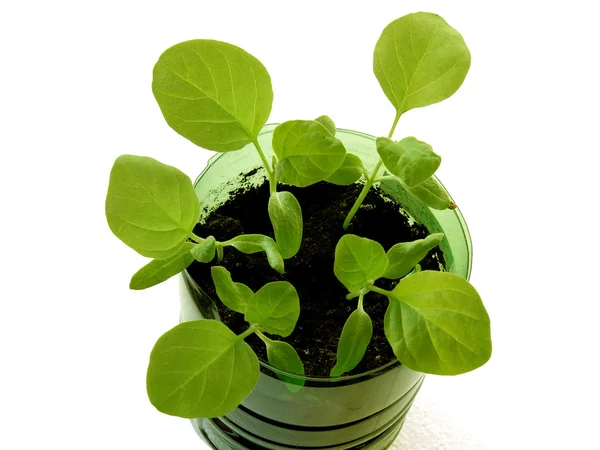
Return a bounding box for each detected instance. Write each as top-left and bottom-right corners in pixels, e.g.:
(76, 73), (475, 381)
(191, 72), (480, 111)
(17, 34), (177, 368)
(187, 177), (444, 378)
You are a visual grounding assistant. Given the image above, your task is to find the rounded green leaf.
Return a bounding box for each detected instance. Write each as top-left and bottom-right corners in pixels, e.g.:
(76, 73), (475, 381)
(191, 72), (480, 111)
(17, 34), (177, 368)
(327, 153), (365, 186)
(383, 271), (492, 375)
(334, 235), (389, 291)
(245, 282), (300, 337)
(330, 307), (373, 377)
(374, 12), (471, 116)
(376, 137), (441, 188)
(405, 176), (455, 210)
(268, 191), (303, 259)
(105, 155), (200, 259)
(153, 39), (273, 151)
(223, 234), (284, 274)
(146, 320), (259, 418)
(314, 115), (336, 136)
(191, 236), (216, 263)
(210, 266), (253, 314)
(384, 233), (444, 279)
(273, 120), (347, 187)
(130, 242), (196, 290)
(263, 338), (305, 391)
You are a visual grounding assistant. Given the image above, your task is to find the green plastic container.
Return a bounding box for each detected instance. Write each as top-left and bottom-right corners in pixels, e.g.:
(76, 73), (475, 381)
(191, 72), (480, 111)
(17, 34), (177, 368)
(179, 125), (473, 449)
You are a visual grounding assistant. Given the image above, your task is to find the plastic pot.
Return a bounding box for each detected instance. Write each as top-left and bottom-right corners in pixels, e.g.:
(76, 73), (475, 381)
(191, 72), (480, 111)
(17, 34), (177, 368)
(179, 125), (473, 449)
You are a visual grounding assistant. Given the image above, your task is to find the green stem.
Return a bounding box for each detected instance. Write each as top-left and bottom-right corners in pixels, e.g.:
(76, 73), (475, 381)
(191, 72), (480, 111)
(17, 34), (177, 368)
(342, 111), (401, 230)
(346, 290), (360, 300)
(189, 232), (205, 244)
(253, 138), (277, 194)
(357, 292), (365, 311)
(255, 329), (273, 344)
(369, 285), (394, 297)
(342, 160), (383, 229)
(238, 324), (258, 341)
(388, 110), (401, 140)
(372, 175), (398, 183)
(216, 244), (224, 262)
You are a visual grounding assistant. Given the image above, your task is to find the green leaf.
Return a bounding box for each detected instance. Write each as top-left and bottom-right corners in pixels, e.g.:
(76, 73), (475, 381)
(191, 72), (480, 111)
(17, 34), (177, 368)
(405, 176), (455, 210)
(263, 338), (305, 391)
(152, 39), (273, 152)
(374, 12), (471, 116)
(273, 120), (347, 187)
(330, 307), (373, 377)
(326, 153), (365, 185)
(383, 271), (492, 375)
(384, 233), (444, 279)
(105, 155), (200, 259)
(146, 320), (259, 418)
(334, 234), (388, 291)
(314, 115), (336, 136)
(245, 282), (300, 337)
(210, 266), (253, 314)
(191, 236), (216, 263)
(268, 191), (303, 259)
(130, 242), (196, 290)
(376, 137), (441, 188)
(224, 234), (285, 274)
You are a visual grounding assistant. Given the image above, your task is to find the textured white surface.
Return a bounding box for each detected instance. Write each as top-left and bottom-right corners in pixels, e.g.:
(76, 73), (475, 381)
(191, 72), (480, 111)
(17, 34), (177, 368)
(391, 390), (486, 450)
(1, 1), (599, 449)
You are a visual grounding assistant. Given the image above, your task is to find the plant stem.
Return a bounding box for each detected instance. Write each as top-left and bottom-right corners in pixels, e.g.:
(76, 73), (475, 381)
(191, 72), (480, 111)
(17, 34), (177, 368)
(372, 175), (398, 183)
(189, 232), (205, 244)
(216, 244), (224, 262)
(346, 290), (360, 300)
(252, 138), (277, 194)
(238, 324), (258, 341)
(343, 160), (383, 229)
(357, 292), (365, 311)
(369, 285), (394, 297)
(255, 329), (272, 344)
(388, 110), (401, 140)
(342, 111), (401, 230)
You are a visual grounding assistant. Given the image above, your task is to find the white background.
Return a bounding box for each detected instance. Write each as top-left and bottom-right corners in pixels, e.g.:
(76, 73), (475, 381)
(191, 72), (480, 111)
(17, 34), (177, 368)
(1, 1), (599, 449)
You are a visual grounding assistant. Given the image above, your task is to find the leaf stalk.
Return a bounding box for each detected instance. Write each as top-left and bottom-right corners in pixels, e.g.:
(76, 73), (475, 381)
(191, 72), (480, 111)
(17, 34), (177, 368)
(342, 111), (401, 229)
(238, 324), (258, 341)
(369, 285), (394, 297)
(253, 138), (277, 194)
(255, 329), (273, 344)
(189, 232), (205, 244)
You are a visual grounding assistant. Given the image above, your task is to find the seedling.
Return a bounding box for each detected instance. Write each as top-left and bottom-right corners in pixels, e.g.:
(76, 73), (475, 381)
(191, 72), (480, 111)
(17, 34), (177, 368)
(340, 12), (470, 228)
(146, 270), (302, 418)
(211, 266), (305, 391)
(106, 11), (492, 421)
(331, 234), (491, 376)
(105, 155), (285, 290)
(151, 39), (304, 259)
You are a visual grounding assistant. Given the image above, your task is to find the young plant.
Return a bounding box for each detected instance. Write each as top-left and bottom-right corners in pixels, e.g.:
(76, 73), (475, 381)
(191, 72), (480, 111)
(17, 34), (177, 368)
(146, 273), (302, 418)
(107, 10), (492, 424)
(341, 12), (469, 229)
(152, 39), (304, 260)
(105, 154), (285, 290)
(331, 234), (491, 376)
(211, 266), (305, 391)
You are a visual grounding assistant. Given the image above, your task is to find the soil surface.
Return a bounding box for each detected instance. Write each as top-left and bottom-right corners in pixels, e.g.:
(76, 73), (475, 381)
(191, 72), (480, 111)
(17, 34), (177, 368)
(187, 176), (444, 377)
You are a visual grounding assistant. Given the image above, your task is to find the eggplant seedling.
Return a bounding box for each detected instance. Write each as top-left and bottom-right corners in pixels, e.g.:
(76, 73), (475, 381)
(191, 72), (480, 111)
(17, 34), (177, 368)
(146, 269), (302, 418)
(105, 155), (285, 290)
(331, 234), (491, 377)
